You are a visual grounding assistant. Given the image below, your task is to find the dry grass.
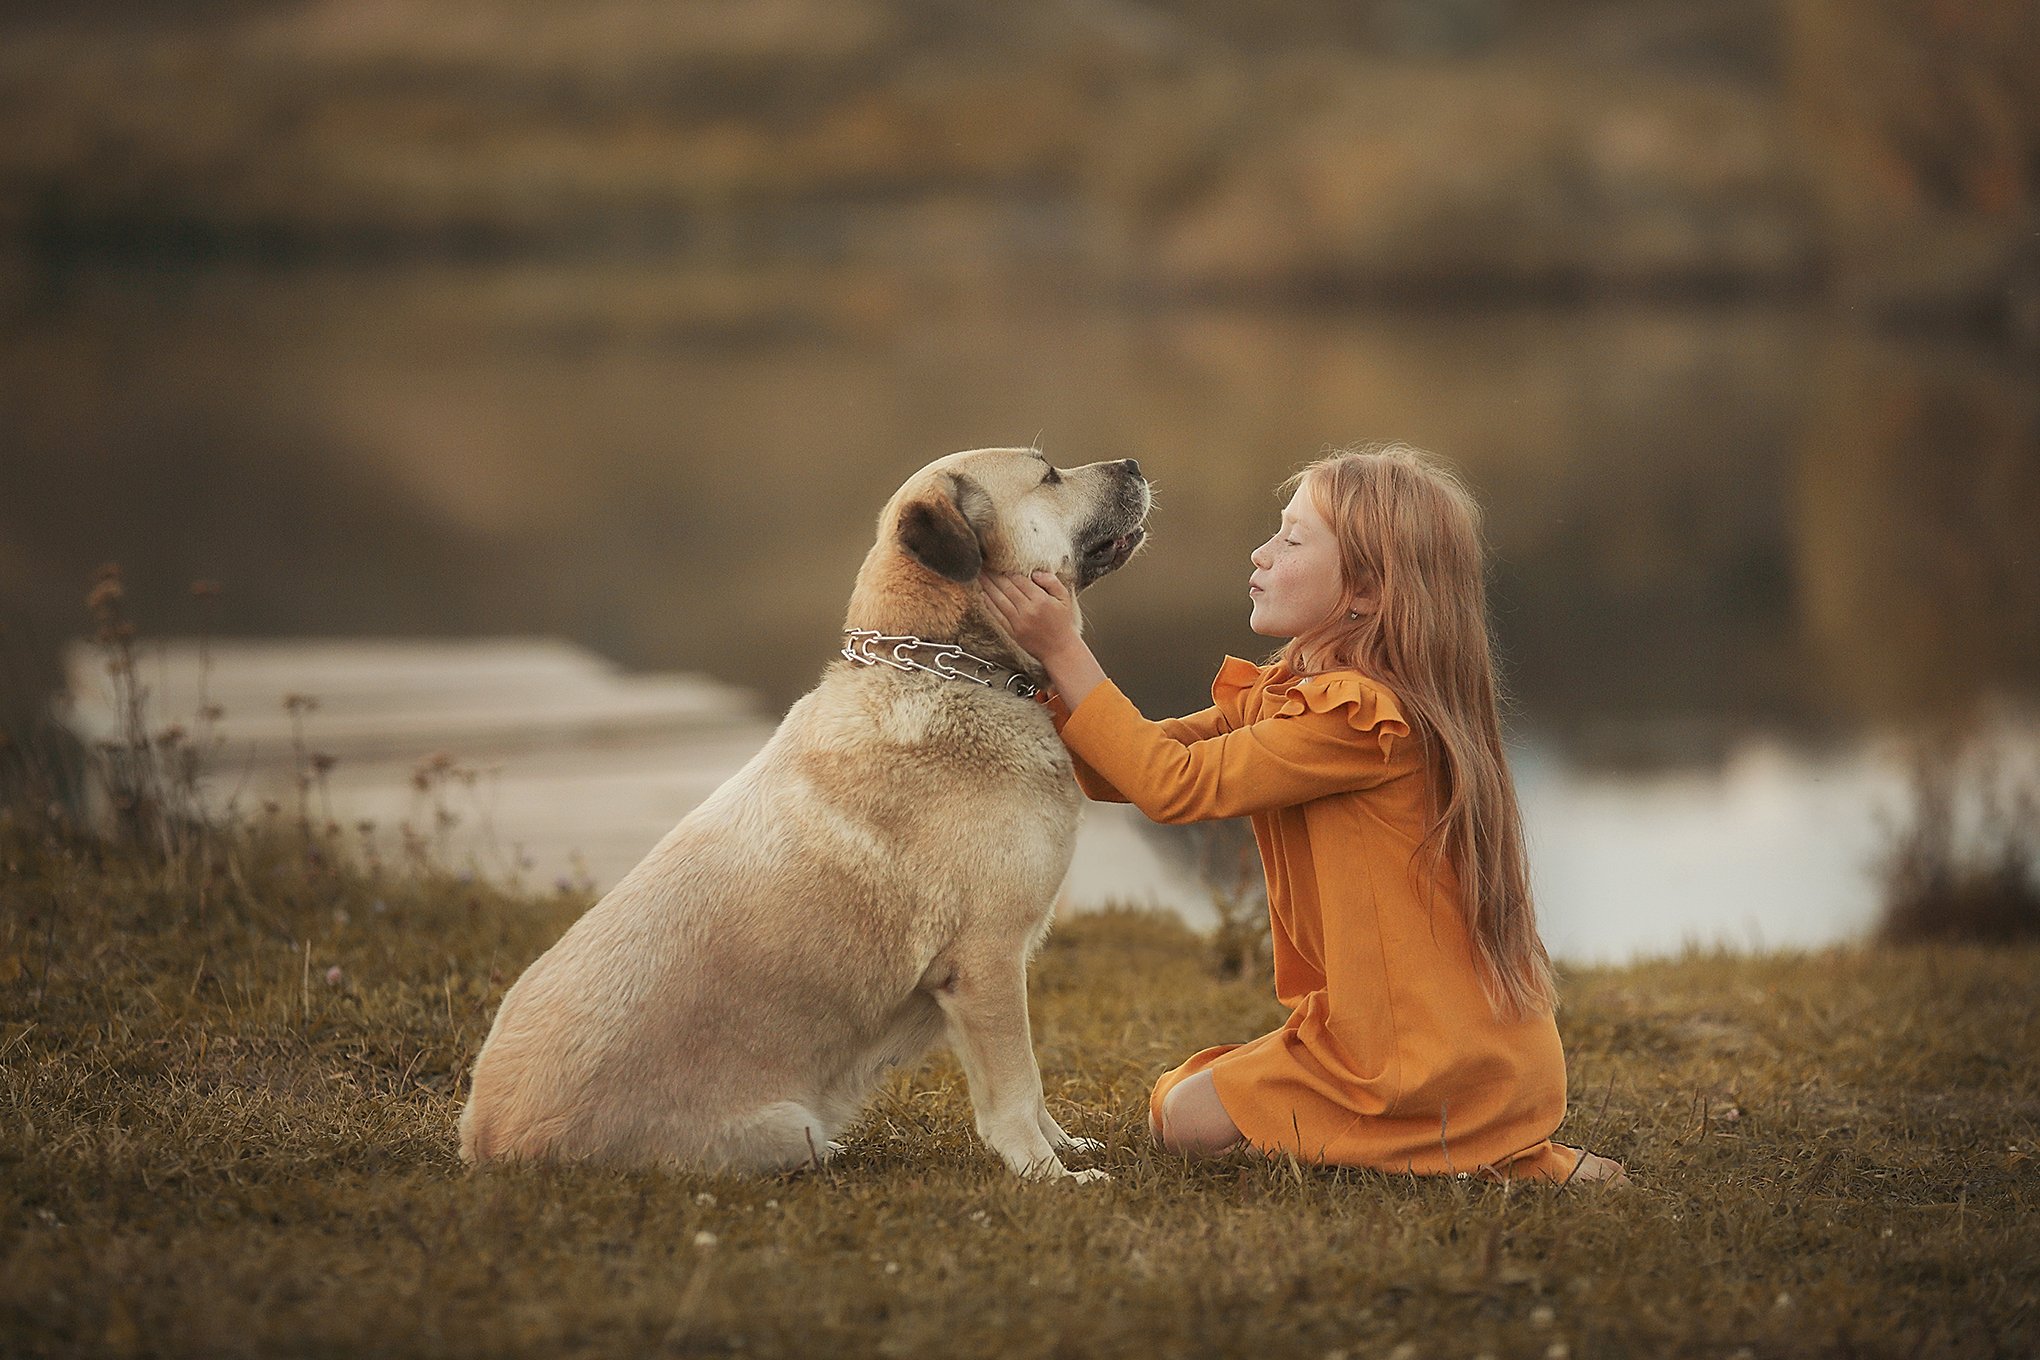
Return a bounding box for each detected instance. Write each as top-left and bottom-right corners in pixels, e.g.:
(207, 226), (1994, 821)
(2, 803), (2036, 1360)
(1875, 712), (2040, 945)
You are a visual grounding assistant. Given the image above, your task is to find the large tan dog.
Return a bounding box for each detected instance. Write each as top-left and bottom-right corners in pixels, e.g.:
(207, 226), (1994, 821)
(460, 448), (1149, 1180)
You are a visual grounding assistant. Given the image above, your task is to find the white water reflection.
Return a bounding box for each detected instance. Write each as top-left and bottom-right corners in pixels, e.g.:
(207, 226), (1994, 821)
(1520, 737), (1904, 964)
(56, 635), (2039, 964)
(1520, 712), (2038, 963)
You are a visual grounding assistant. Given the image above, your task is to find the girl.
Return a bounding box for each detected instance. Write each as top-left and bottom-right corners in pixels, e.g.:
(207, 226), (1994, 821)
(983, 444), (1628, 1185)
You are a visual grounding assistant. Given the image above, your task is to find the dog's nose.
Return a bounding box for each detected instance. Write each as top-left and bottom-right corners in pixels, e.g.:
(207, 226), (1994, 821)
(1121, 459), (1143, 480)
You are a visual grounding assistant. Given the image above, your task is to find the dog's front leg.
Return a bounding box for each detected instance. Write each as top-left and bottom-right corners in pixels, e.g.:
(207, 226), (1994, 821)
(930, 949), (1106, 1184)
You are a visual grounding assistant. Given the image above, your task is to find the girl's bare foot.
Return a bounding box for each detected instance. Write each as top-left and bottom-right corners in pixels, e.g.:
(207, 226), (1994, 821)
(1568, 1150), (1631, 1187)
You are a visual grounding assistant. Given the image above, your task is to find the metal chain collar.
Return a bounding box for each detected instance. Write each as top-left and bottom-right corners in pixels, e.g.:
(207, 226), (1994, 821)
(840, 629), (1048, 700)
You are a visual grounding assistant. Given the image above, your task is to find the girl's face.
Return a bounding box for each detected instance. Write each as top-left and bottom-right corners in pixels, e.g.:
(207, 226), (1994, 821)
(1248, 485), (1354, 639)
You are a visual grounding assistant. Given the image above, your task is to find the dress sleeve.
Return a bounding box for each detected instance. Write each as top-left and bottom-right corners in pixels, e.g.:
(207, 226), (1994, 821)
(1047, 700), (1228, 803)
(1158, 705), (1227, 743)
(1056, 673), (1414, 824)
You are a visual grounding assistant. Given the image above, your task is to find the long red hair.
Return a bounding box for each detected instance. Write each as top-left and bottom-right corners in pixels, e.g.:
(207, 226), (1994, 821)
(1272, 444), (1558, 1020)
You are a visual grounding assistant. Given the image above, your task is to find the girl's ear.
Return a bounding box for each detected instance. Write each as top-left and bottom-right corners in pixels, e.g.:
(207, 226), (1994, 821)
(898, 473), (992, 583)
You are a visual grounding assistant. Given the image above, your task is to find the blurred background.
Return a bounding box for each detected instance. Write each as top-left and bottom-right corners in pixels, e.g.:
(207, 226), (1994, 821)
(2, 0), (2036, 960)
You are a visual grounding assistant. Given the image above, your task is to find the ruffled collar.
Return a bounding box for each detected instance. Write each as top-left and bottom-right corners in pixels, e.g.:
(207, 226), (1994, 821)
(1211, 655), (1411, 742)
(1211, 655), (1269, 718)
(1211, 654), (1310, 724)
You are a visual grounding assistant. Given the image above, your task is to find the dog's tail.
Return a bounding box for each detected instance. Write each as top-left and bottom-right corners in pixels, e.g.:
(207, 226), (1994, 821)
(458, 1074), (567, 1164)
(457, 1089), (488, 1163)
(454, 1092), (481, 1166)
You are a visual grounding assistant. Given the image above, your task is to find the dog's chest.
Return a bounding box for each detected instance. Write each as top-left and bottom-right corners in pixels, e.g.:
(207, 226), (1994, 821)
(791, 678), (1080, 817)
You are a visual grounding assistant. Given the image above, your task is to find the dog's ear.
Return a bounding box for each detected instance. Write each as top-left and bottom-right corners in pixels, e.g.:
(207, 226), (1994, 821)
(897, 473), (991, 584)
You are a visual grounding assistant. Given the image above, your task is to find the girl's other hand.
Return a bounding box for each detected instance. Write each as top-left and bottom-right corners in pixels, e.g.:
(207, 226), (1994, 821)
(982, 570), (1079, 661)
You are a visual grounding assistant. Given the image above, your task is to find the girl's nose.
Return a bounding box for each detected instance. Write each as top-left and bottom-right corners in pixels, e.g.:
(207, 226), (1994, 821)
(1250, 542), (1272, 569)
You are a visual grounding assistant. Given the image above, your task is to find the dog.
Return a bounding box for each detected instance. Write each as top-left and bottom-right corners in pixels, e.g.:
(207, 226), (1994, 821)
(459, 448), (1149, 1180)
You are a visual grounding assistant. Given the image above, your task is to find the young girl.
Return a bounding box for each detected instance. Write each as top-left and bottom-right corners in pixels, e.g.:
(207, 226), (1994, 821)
(983, 444), (1628, 1185)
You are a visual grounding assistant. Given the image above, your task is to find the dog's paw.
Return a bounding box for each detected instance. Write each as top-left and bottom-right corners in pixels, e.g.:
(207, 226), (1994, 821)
(1014, 1152), (1108, 1184)
(1060, 1136), (1108, 1158)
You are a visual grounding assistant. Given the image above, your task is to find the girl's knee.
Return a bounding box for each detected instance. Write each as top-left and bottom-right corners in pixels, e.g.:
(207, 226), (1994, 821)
(1157, 1072), (1244, 1158)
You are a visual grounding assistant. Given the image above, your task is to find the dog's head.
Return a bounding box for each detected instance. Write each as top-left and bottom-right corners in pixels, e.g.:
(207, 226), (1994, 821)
(846, 448), (1151, 648)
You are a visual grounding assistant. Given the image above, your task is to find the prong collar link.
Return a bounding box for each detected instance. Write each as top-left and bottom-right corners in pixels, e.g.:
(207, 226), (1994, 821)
(841, 629), (1047, 701)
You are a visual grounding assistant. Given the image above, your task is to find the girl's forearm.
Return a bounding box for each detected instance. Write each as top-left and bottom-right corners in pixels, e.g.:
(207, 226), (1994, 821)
(1040, 639), (1109, 711)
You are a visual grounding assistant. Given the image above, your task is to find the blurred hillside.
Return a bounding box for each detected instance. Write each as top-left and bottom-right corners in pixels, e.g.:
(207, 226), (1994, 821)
(1, 0), (2034, 336)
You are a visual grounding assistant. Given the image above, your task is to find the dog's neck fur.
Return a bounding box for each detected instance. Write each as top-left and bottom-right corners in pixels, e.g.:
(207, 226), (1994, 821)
(841, 544), (1059, 684)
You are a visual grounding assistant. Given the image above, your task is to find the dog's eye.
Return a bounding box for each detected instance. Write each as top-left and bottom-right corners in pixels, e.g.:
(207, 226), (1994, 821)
(1041, 467), (1061, 486)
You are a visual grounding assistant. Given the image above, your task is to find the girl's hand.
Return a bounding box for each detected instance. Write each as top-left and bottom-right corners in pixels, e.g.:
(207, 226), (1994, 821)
(982, 570), (1079, 661)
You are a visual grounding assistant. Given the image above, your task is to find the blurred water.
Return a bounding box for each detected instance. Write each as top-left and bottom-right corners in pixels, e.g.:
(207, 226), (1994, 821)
(1519, 734), (1907, 964)
(4, 263), (2036, 958)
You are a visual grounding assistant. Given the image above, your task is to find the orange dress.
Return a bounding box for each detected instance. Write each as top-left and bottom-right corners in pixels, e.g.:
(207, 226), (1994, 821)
(1048, 655), (1583, 1182)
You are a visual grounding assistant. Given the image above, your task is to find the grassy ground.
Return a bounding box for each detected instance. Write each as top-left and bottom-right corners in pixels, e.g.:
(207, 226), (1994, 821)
(2, 812), (2036, 1359)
